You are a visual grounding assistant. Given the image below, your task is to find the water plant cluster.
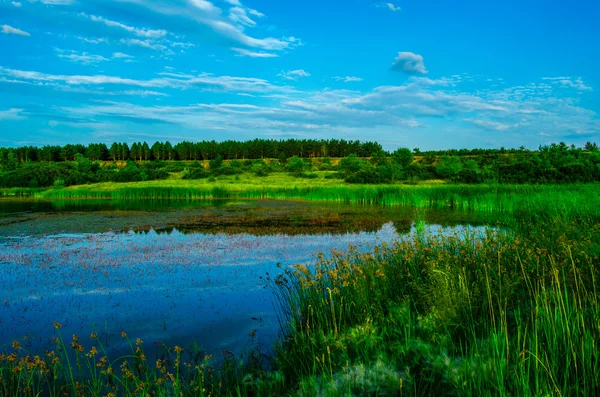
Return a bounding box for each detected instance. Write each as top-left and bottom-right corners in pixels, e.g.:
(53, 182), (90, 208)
(1, 186), (599, 396)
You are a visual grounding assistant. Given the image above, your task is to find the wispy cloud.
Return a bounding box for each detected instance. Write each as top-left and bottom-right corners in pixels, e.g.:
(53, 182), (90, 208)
(35, 0), (75, 4)
(228, 7), (257, 27)
(334, 76), (364, 83)
(379, 2), (401, 12)
(83, 14), (168, 39)
(55, 49), (109, 65)
(278, 70), (311, 81)
(0, 66), (290, 93)
(112, 52), (133, 59)
(120, 38), (169, 52)
(78, 36), (108, 44)
(118, 0), (297, 53)
(232, 48), (278, 58)
(465, 119), (512, 131)
(1, 24), (30, 37)
(391, 52), (428, 74)
(542, 77), (592, 91)
(0, 108), (25, 120)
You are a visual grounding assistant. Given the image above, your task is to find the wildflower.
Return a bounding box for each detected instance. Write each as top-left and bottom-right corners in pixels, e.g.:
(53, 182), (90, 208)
(12, 341), (21, 350)
(121, 331), (127, 338)
(87, 346), (98, 358)
(135, 338), (143, 346)
(174, 346), (183, 354)
(90, 332), (98, 339)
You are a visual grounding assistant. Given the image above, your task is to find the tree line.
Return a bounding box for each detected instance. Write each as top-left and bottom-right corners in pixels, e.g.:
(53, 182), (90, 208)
(0, 139), (384, 163)
(0, 139), (599, 189)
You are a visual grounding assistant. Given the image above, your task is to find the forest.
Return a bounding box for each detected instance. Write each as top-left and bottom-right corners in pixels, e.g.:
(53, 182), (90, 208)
(0, 139), (599, 188)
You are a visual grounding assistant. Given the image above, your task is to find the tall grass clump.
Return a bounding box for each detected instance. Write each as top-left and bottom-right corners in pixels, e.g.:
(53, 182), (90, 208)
(38, 187), (233, 201)
(270, 214), (600, 396)
(35, 183), (600, 216)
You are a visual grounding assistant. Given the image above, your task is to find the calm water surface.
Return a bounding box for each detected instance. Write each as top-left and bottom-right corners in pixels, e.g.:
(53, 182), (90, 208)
(0, 199), (494, 358)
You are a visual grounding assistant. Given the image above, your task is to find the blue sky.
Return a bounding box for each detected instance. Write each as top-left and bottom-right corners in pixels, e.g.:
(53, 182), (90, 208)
(0, 0), (598, 150)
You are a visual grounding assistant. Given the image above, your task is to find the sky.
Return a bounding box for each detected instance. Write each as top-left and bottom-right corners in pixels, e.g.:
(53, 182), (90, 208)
(0, 0), (599, 150)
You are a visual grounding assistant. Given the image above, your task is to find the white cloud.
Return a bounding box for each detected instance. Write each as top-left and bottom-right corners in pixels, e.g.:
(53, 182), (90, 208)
(248, 9), (265, 18)
(59, 53), (109, 64)
(542, 77), (592, 91)
(386, 3), (401, 12)
(0, 66), (289, 93)
(84, 14), (168, 38)
(229, 7), (257, 27)
(112, 52), (133, 59)
(334, 76), (364, 83)
(465, 119), (511, 131)
(12, 2), (22, 7)
(391, 52), (427, 74)
(117, 0), (295, 52)
(170, 41), (195, 49)
(278, 70), (311, 80)
(78, 36), (108, 44)
(377, 2), (401, 12)
(224, 0), (241, 5)
(36, 0), (75, 4)
(0, 108), (25, 120)
(232, 48), (278, 58)
(120, 38), (169, 52)
(1, 25), (30, 37)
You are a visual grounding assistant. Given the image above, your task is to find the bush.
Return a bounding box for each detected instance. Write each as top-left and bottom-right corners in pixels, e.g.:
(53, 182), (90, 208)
(345, 169), (382, 184)
(182, 168), (210, 180)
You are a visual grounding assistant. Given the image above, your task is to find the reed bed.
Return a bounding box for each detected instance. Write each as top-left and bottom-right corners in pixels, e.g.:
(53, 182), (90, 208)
(33, 183), (600, 215)
(270, 214), (600, 396)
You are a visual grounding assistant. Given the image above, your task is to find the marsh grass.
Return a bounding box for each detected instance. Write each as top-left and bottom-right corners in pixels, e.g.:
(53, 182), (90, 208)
(269, 213), (600, 396)
(33, 182), (600, 215)
(2, 186), (600, 396)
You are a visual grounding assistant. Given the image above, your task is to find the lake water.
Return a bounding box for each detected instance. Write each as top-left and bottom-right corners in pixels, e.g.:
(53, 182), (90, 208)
(0, 199), (496, 359)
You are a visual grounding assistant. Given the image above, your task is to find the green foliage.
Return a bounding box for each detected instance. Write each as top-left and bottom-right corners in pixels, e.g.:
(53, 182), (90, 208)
(182, 168), (210, 180)
(339, 154), (363, 174)
(391, 147), (414, 168)
(435, 156), (463, 179)
(286, 156), (305, 175)
(209, 155), (224, 170)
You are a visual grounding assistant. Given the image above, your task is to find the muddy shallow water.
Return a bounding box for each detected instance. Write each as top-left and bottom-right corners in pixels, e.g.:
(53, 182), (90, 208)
(0, 199), (497, 358)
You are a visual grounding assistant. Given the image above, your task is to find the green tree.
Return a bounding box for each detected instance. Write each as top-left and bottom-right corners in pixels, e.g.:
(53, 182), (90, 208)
(436, 156), (463, 180)
(286, 156), (305, 175)
(370, 149), (388, 166)
(391, 148), (414, 168)
(209, 155), (223, 170)
(339, 154), (363, 174)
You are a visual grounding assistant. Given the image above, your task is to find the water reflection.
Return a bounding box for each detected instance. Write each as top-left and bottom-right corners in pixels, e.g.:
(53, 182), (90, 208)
(0, 199), (499, 359)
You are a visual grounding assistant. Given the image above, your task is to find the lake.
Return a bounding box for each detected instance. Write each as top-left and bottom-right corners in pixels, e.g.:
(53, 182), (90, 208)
(0, 199), (498, 359)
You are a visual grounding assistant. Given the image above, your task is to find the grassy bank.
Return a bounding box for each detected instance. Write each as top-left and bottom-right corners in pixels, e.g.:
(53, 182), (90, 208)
(2, 187), (600, 396)
(29, 180), (600, 215)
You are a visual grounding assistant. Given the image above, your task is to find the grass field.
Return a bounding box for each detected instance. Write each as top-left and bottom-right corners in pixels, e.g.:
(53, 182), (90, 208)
(2, 181), (600, 396)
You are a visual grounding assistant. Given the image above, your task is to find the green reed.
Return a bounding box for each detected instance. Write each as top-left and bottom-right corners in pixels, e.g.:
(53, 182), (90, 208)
(268, 213), (600, 396)
(32, 183), (600, 216)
